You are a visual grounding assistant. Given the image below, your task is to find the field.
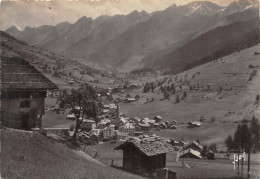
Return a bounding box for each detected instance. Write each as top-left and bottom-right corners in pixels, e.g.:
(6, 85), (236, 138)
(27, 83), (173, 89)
(0, 128), (144, 179)
(117, 44), (260, 145)
(92, 141), (260, 178)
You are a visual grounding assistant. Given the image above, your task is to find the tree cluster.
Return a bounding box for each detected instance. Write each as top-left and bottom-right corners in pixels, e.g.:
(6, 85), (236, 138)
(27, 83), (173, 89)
(225, 116), (260, 153)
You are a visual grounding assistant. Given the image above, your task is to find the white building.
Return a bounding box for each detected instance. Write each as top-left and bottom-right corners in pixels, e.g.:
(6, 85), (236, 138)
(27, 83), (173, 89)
(91, 129), (101, 136)
(116, 131), (129, 141)
(103, 125), (115, 139)
(119, 123), (135, 136)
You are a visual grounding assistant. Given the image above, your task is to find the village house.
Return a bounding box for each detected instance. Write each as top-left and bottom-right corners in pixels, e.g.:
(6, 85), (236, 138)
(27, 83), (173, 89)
(91, 129), (101, 136)
(114, 138), (174, 177)
(116, 131), (129, 141)
(138, 123), (150, 131)
(66, 114), (76, 120)
(142, 117), (156, 125)
(124, 98), (136, 103)
(187, 121), (201, 128)
(0, 57), (58, 129)
(115, 117), (127, 127)
(119, 123), (135, 136)
(81, 119), (96, 131)
(183, 141), (203, 152)
(129, 117), (141, 123)
(68, 79), (74, 85)
(103, 124), (115, 139)
(154, 116), (162, 122)
(179, 148), (202, 159)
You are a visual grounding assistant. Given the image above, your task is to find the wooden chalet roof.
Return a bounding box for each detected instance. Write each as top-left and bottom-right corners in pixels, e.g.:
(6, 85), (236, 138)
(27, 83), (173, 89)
(1, 57), (58, 90)
(114, 138), (173, 156)
(184, 141), (203, 151)
(179, 148), (202, 159)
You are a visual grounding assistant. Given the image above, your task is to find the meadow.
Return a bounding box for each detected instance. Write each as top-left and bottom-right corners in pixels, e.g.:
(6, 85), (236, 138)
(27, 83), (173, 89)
(1, 128), (144, 179)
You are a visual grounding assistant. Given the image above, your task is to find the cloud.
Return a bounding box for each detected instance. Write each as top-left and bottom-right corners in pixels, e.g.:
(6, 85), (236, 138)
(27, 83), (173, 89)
(0, 0), (237, 30)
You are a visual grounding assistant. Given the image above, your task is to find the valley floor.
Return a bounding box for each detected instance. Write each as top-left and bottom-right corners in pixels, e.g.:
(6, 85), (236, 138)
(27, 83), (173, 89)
(116, 44), (260, 145)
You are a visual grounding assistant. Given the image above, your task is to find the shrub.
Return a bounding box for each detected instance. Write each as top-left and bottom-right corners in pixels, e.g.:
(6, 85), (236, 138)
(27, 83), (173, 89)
(163, 91), (170, 100)
(135, 95), (140, 99)
(209, 143), (217, 153)
(210, 116), (216, 123)
(200, 115), (206, 122)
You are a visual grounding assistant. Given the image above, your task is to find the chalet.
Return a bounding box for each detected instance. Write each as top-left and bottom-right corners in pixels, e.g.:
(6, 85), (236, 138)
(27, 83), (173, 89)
(68, 80), (74, 85)
(115, 117), (127, 127)
(103, 104), (110, 109)
(114, 138), (174, 176)
(116, 131), (129, 141)
(170, 139), (186, 147)
(179, 148), (202, 159)
(91, 129), (101, 136)
(187, 121), (201, 128)
(134, 131), (143, 136)
(96, 122), (107, 131)
(130, 117), (141, 123)
(183, 141), (203, 152)
(0, 57), (58, 129)
(66, 114), (76, 120)
(142, 117), (155, 125)
(124, 98), (136, 103)
(138, 123), (150, 131)
(81, 119), (96, 131)
(154, 116), (162, 122)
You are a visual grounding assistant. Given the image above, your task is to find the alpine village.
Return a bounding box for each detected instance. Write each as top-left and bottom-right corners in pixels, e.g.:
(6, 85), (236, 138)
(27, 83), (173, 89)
(1, 0), (260, 178)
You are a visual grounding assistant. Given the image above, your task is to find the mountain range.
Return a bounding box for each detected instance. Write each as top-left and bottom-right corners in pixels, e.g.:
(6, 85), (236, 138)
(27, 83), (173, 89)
(5, 0), (259, 70)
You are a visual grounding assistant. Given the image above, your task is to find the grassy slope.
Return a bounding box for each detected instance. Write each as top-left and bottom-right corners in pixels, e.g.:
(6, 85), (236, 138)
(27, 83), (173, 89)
(118, 44), (260, 144)
(1, 128), (143, 179)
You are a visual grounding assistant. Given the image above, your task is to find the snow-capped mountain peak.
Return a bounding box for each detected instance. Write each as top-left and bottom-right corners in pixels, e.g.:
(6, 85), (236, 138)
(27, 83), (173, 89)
(179, 1), (223, 16)
(224, 0), (258, 15)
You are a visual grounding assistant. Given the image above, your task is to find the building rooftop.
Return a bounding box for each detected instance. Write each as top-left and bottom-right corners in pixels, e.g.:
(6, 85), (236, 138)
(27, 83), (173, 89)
(184, 141), (203, 151)
(115, 138), (173, 156)
(180, 148), (202, 159)
(1, 57), (58, 90)
(121, 123), (135, 129)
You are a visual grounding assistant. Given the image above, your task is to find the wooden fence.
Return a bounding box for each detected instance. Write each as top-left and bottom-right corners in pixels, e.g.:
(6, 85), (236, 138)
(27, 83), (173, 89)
(81, 145), (114, 166)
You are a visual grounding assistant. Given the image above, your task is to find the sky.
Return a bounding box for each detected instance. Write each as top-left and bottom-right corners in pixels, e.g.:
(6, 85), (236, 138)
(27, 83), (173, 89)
(0, 0), (237, 30)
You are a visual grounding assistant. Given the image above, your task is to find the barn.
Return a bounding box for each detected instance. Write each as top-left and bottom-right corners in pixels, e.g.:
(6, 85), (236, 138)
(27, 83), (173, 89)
(0, 57), (58, 129)
(114, 138), (173, 176)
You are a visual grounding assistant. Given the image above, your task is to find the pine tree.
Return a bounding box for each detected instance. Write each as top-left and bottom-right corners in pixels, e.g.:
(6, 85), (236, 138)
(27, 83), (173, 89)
(233, 124), (242, 151)
(250, 116), (260, 151)
(256, 94), (260, 104)
(225, 135), (233, 151)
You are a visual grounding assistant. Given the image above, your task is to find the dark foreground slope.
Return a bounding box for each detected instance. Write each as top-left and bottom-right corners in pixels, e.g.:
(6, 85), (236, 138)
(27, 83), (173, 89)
(0, 128), (143, 179)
